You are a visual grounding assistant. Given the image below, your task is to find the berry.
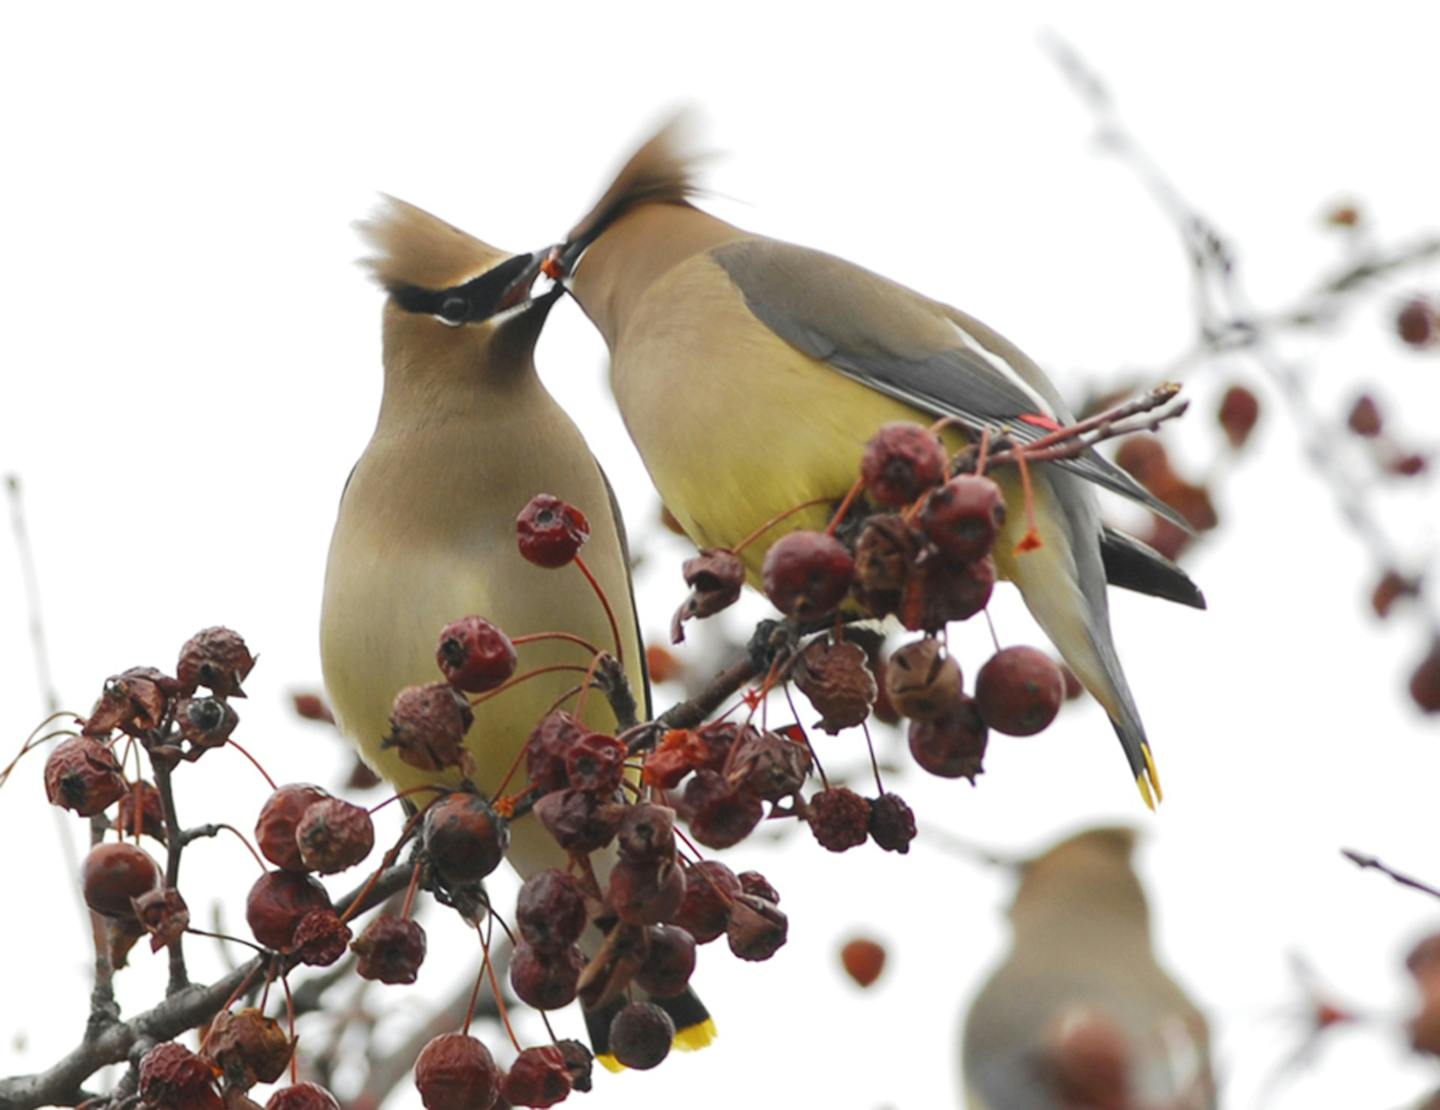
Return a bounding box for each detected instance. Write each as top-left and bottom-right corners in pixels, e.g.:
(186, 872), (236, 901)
(683, 770), (763, 849)
(918, 475), (1006, 562)
(423, 793), (510, 887)
(138, 1042), (219, 1109)
(672, 548), (746, 639)
(636, 924), (697, 998)
(1411, 640), (1440, 714)
(617, 802), (677, 863)
(44, 736), (126, 816)
(607, 857), (686, 926)
(84, 667), (170, 738)
(726, 893), (788, 961)
(436, 616), (517, 693)
(1390, 452), (1429, 478)
(501, 1045), (572, 1108)
(690, 720), (749, 773)
(266, 1084), (342, 1110)
(806, 787), (871, 852)
(975, 646), (1065, 736)
(1114, 435), (1172, 489)
(510, 941), (585, 1010)
(175, 696), (238, 751)
(728, 730), (811, 802)
(900, 553), (995, 631)
(1347, 394), (1382, 437)
(82, 842), (161, 918)
(868, 792), (917, 854)
(564, 731), (627, 795)
(885, 639), (964, 721)
(384, 682), (474, 774)
(861, 422), (948, 506)
(352, 915), (427, 983)
(292, 908), (351, 967)
(207, 1007), (293, 1089)
(853, 513), (921, 617)
(738, 870), (780, 904)
(555, 1039), (594, 1093)
(645, 644), (683, 684)
(762, 530), (855, 622)
(840, 937), (886, 987)
(533, 788), (620, 854)
(133, 887), (189, 951)
(414, 1032), (500, 1110)
(524, 710), (587, 795)
(290, 694), (334, 724)
(608, 1002), (673, 1070)
(793, 639), (876, 733)
(1217, 384), (1260, 449)
(908, 700), (989, 780)
(255, 784), (331, 872)
(245, 870), (331, 950)
(1397, 297), (1436, 348)
(516, 494), (590, 568)
(176, 626), (254, 697)
(675, 860), (741, 944)
(296, 797), (375, 874)
(516, 870), (588, 952)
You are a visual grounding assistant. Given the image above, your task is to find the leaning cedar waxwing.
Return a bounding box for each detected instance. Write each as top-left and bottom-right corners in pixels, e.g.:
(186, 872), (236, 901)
(536, 119), (1205, 807)
(318, 197), (711, 1056)
(962, 828), (1215, 1109)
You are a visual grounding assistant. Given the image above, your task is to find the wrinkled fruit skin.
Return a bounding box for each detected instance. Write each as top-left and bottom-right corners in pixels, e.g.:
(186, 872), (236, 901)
(256, 784), (331, 872)
(900, 553), (995, 631)
(82, 842), (162, 918)
(727, 893), (788, 961)
(516, 870), (588, 952)
(729, 730), (811, 802)
(510, 941), (586, 1010)
(293, 908), (352, 967)
(684, 770), (763, 849)
(266, 1083), (342, 1109)
(414, 1032), (500, 1110)
(385, 683), (475, 773)
(908, 700), (989, 781)
(608, 857), (687, 926)
(176, 626), (255, 697)
(295, 797), (375, 874)
(918, 475), (1005, 562)
(501, 1044), (572, 1108)
(675, 859), (742, 944)
(861, 422), (949, 506)
(44, 736), (126, 816)
(616, 802), (677, 863)
(138, 1041), (219, 1109)
(207, 1007), (293, 1089)
(352, 916), (427, 984)
(793, 639), (877, 733)
(608, 1001), (674, 1071)
(673, 548), (746, 639)
(116, 781), (168, 843)
(807, 787), (871, 852)
(516, 494), (591, 568)
(885, 639), (964, 721)
(246, 870), (331, 950)
(423, 793), (510, 886)
(636, 924), (697, 997)
(869, 792), (917, 853)
(975, 646), (1065, 736)
(525, 710), (587, 795)
(436, 616), (518, 693)
(534, 788), (619, 854)
(762, 530), (856, 622)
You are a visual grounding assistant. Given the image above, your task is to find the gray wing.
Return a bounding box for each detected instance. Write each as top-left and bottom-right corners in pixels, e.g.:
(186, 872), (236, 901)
(710, 239), (1189, 529)
(596, 459), (653, 722)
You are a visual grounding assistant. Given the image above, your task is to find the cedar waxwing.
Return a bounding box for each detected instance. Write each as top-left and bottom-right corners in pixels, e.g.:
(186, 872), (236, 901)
(318, 197), (711, 1055)
(962, 828), (1215, 1109)
(538, 121), (1204, 807)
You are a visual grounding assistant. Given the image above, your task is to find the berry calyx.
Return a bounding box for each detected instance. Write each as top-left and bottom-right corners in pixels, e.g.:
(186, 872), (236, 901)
(516, 494), (590, 568)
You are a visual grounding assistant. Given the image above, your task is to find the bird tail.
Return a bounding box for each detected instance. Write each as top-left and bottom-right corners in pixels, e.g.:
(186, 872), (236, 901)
(585, 987), (716, 1071)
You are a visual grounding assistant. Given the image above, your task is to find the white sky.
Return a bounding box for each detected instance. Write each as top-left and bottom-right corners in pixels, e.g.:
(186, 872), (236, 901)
(2, 2), (1440, 1107)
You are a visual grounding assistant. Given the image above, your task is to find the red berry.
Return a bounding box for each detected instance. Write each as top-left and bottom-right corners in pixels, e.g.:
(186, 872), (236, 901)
(245, 870), (331, 950)
(292, 908), (351, 967)
(414, 1032), (500, 1110)
(726, 893), (788, 961)
(885, 639), (964, 721)
(437, 616), (517, 693)
(82, 842), (161, 919)
(607, 857), (686, 926)
(636, 924), (697, 997)
(138, 1042), (220, 1109)
(255, 784), (331, 872)
(206, 1006), (294, 1088)
(1347, 394), (1383, 437)
(266, 1083), (342, 1110)
(690, 720), (749, 773)
(840, 937), (887, 987)
(384, 682), (475, 774)
(608, 1002), (674, 1070)
(510, 942), (585, 1010)
(524, 710), (587, 795)
(793, 639), (876, 733)
(806, 787), (871, 852)
(907, 699), (988, 781)
(516, 494), (590, 568)
(290, 693), (335, 724)
(352, 915), (427, 983)
(296, 797), (375, 874)
(868, 792), (916, 854)
(1114, 435), (1172, 489)
(176, 626), (254, 697)
(44, 736), (126, 816)
(423, 793), (510, 887)
(1397, 297), (1436, 348)
(174, 696), (238, 752)
(728, 729), (812, 802)
(617, 802), (677, 863)
(761, 530), (855, 622)
(564, 731), (627, 795)
(515, 870), (588, 953)
(975, 646), (1065, 736)
(533, 788), (620, 854)
(675, 859), (741, 944)
(738, 870), (780, 904)
(918, 475), (1006, 562)
(861, 422), (949, 506)
(683, 770), (763, 849)
(1217, 384), (1260, 449)
(900, 553), (995, 631)
(501, 1044), (572, 1108)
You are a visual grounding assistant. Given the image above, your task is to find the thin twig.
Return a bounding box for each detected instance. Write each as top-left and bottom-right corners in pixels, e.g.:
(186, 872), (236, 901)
(1341, 848), (1440, 901)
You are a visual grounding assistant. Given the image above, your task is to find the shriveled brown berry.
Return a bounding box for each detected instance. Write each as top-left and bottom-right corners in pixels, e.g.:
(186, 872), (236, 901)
(762, 530), (855, 622)
(525, 710), (587, 795)
(869, 792), (917, 853)
(114, 783), (164, 844)
(908, 699), (989, 780)
(176, 626), (254, 697)
(175, 696), (238, 751)
(885, 639), (963, 720)
(1347, 394), (1383, 437)
(1114, 435), (1172, 489)
(672, 548), (746, 641)
(636, 924), (697, 998)
(133, 887), (189, 951)
(207, 1007), (294, 1089)
(684, 770), (763, 849)
(255, 784), (330, 872)
(423, 794), (509, 888)
(352, 915), (427, 983)
(690, 720), (749, 774)
(517, 494), (590, 568)
(384, 682), (475, 774)
(919, 475), (1006, 562)
(675, 859), (741, 944)
(900, 552), (995, 631)
(728, 730), (811, 802)
(82, 842), (161, 918)
(510, 941), (585, 1010)
(501, 1044), (572, 1108)
(296, 797), (375, 874)
(738, 870), (780, 904)
(436, 616), (517, 693)
(414, 1032), (500, 1110)
(138, 1041), (219, 1109)
(292, 908), (351, 967)
(607, 857), (686, 926)
(84, 668), (170, 737)
(44, 736), (126, 816)
(1397, 297), (1437, 348)
(617, 803), (677, 863)
(841, 937), (887, 987)
(266, 1083), (341, 1110)
(564, 731), (626, 795)
(793, 639), (876, 733)
(807, 786), (871, 852)
(1217, 384), (1260, 449)
(245, 870), (331, 950)
(608, 1001), (674, 1071)
(555, 1040), (594, 1093)
(1411, 640), (1440, 714)
(853, 513), (921, 616)
(516, 870), (587, 952)
(862, 422), (948, 506)
(727, 893), (788, 961)
(534, 789), (619, 854)
(975, 646), (1065, 736)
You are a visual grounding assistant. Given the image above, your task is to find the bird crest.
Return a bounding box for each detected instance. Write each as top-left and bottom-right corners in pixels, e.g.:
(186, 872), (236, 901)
(357, 196), (511, 294)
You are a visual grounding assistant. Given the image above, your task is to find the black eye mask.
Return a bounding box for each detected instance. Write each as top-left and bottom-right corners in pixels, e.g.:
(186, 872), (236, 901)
(388, 250), (540, 324)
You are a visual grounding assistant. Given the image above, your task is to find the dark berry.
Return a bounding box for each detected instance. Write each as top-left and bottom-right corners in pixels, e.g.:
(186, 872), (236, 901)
(510, 942), (585, 1010)
(683, 770), (763, 849)
(762, 530), (855, 622)
(608, 1002), (673, 1070)
(900, 553), (995, 631)
(296, 797), (374, 874)
(533, 788), (619, 854)
(1397, 297), (1436, 348)
(607, 857), (686, 926)
(138, 1042), (219, 1109)
(726, 893), (788, 961)
(564, 731), (627, 795)
(793, 639), (876, 733)
(423, 793), (510, 886)
(384, 682), (475, 774)
(255, 784), (331, 872)
(414, 1032), (500, 1110)
(1347, 394), (1380, 438)
(728, 729), (811, 802)
(516, 494), (590, 568)
(885, 638), (964, 721)
(352, 915), (427, 983)
(616, 802), (677, 863)
(266, 1083), (342, 1110)
(738, 870), (780, 904)
(853, 513), (921, 617)
(245, 870), (331, 950)
(175, 696), (238, 752)
(675, 859), (741, 944)
(82, 842), (161, 919)
(206, 1006), (294, 1088)
(907, 699), (989, 780)
(918, 475), (1006, 562)
(133, 887), (189, 950)
(500, 1045), (572, 1108)
(806, 787), (871, 852)
(861, 422), (948, 506)
(84, 667), (170, 738)
(869, 792), (917, 853)
(672, 548), (746, 641)
(44, 736), (126, 816)
(293, 908), (351, 967)
(636, 924), (696, 997)
(515, 870), (588, 952)
(975, 646), (1065, 736)
(524, 710), (587, 795)
(437, 616), (517, 693)
(176, 626), (254, 697)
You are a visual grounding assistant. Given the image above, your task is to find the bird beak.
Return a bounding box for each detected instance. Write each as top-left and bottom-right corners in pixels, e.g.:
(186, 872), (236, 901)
(495, 247), (552, 313)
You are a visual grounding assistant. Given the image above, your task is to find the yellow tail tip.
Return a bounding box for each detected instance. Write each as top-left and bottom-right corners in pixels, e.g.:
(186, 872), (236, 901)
(674, 1016), (718, 1052)
(597, 1053), (625, 1074)
(1142, 743), (1163, 803)
(1136, 773), (1155, 811)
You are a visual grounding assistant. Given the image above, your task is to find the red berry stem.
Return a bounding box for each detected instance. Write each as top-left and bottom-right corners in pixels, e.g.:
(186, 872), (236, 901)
(186, 926), (268, 956)
(1010, 447), (1044, 555)
(571, 649), (609, 722)
(973, 427), (992, 477)
(279, 970), (299, 1084)
(511, 630), (605, 658)
(209, 823), (270, 873)
(224, 738), (279, 791)
(781, 686), (829, 791)
(367, 783), (447, 816)
(470, 663), (593, 708)
(338, 806), (429, 925)
(824, 476), (867, 538)
(861, 720), (885, 795)
(400, 859), (423, 920)
(730, 496), (833, 556)
(572, 553), (625, 665)
(0, 719), (79, 792)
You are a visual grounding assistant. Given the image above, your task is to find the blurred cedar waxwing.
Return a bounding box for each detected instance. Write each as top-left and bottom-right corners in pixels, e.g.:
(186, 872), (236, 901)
(540, 120), (1204, 807)
(318, 197), (711, 1056)
(962, 828), (1215, 1109)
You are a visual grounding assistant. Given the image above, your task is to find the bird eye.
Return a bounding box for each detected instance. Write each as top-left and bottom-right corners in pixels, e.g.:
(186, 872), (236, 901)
(438, 296), (468, 326)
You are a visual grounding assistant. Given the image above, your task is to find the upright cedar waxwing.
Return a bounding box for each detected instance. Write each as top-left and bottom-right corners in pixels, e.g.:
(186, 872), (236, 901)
(318, 197), (711, 1056)
(537, 120), (1204, 807)
(962, 828), (1215, 1109)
